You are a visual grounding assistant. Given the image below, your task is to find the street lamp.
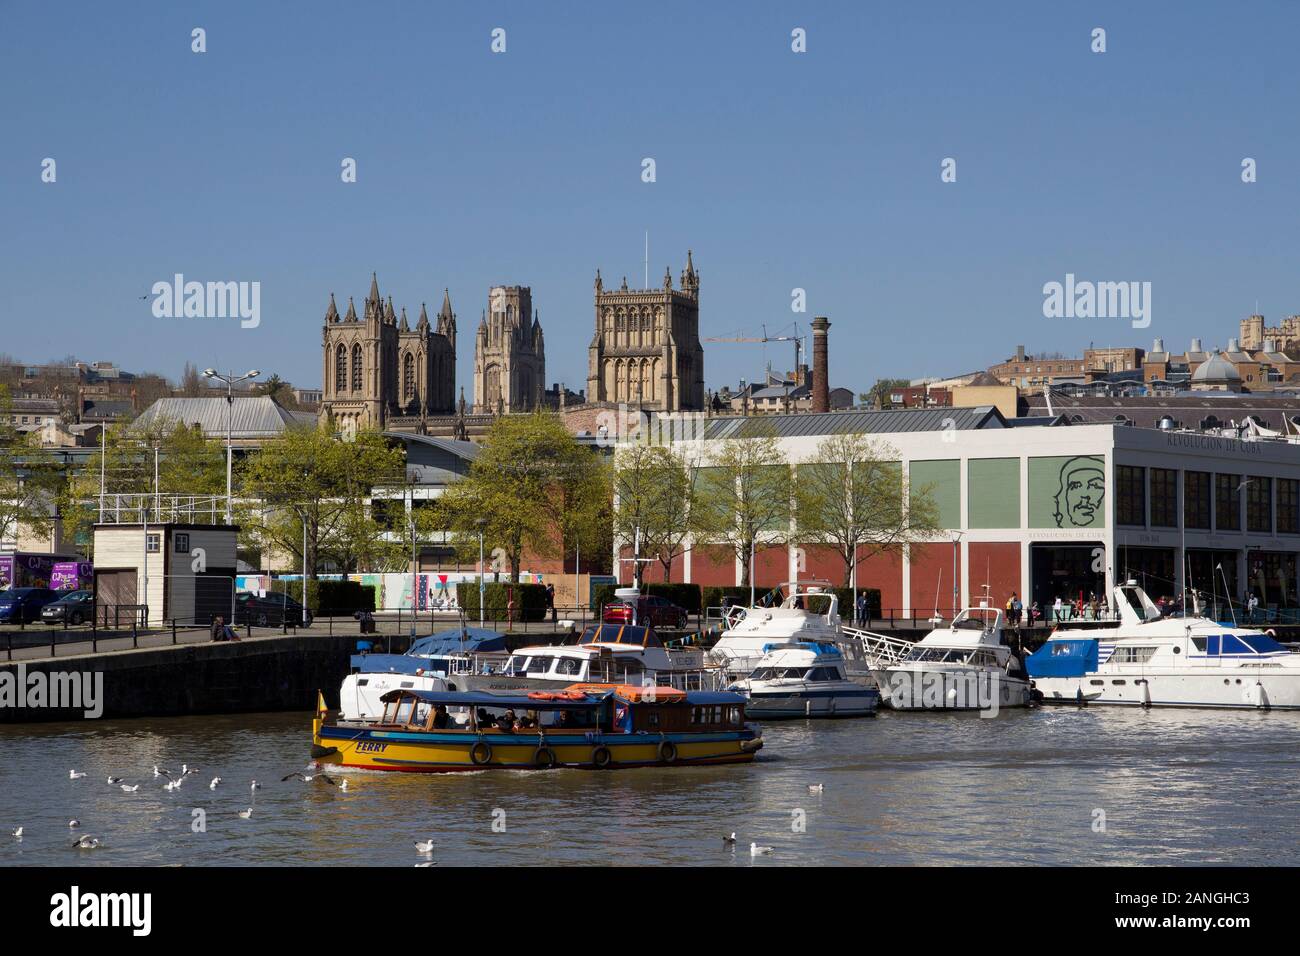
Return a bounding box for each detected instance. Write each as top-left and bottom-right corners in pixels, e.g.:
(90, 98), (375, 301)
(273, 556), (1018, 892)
(203, 368), (260, 524)
(475, 516), (487, 627)
(949, 529), (963, 618)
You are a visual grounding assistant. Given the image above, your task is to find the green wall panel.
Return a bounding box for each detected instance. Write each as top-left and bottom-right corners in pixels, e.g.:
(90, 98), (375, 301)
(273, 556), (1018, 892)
(968, 457), (1021, 529)
(1028, 455), (1106, 529)
(910, 459), (960, 529)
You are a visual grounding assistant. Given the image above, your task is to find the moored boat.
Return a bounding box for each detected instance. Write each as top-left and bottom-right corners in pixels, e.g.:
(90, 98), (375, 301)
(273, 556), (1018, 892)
(726, 641), (879, 718)
(1026, 581), (1300, 709)
(311, 685), (763, 772)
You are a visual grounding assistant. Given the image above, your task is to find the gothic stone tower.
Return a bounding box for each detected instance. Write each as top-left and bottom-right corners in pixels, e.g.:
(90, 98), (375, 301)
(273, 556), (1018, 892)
(320, 273), (456, 434)
(586, 251), (704, 411)
(473, 286), (546, 413)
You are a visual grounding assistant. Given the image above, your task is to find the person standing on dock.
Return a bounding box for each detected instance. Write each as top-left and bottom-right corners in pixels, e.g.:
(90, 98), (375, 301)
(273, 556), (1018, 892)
(546, 583), (556, 624)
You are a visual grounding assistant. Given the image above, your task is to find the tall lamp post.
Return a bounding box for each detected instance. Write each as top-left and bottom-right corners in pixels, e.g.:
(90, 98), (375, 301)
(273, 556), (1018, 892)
(202, 368), (261, 524)
(949, 529), (963, 619)
(475, 517), (487, 627)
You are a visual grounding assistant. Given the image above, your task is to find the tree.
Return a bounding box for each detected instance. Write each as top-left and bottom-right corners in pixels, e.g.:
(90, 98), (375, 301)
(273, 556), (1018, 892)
(613, 442), (700, 584)
(179, 362), (204, 397)
(692, 426), (790, 588)
(0, 385), (63, 547)
(257, 373), (291, 405)
(58, 417), (226, 557)
(793, 433), (941, 599)
(863, 378), (911, 409)
(438, 412), (605, 582)
(238, 426), (405, 582)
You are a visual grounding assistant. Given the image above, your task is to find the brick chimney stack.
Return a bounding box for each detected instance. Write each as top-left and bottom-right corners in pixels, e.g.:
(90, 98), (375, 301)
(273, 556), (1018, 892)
(811, 316), (831, 413)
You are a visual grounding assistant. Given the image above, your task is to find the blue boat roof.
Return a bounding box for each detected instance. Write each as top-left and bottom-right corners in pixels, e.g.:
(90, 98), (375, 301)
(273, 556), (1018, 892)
(407, 628), (508, 657)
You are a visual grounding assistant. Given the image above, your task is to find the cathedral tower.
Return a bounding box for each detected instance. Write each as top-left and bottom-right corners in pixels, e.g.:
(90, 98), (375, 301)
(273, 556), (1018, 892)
(473, 286), (546, 413)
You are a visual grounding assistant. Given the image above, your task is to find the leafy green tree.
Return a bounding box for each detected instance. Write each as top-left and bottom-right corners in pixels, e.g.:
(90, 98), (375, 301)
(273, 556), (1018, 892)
(237, 426), (405, 580)
(0, 385), (63, 546)
(692, 425), (791, 588)
(613, 442), (700, 584)
(438, 412), (605, 582)
(863, 377), (911, 409)
(793, 433), (941, 593)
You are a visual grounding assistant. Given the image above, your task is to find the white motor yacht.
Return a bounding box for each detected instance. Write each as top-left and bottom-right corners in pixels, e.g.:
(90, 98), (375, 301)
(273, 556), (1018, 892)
(726, 641), (879, 718)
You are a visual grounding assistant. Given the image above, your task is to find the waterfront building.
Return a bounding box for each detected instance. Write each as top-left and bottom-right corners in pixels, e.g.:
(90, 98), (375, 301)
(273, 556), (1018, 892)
(616, 407), (1300, 616)
(320, 274), (457, 434)
(587, 253), (705, 411)
(473, 286), (545, 413)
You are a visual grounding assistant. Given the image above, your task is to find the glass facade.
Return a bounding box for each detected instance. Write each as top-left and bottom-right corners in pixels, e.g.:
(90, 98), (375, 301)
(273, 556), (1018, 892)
(1215, 473), (1241, 531)
(1150, 468), (1178, 528)
(1184, 471), (1211, 529)
(1246, 476), (1273, 534)
(1280, 479), (1300, 535)
(1117, 465), (1146, 527)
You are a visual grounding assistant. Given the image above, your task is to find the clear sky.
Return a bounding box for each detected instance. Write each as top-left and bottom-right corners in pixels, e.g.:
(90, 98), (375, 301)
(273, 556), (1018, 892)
(3, 1), (1298, 396)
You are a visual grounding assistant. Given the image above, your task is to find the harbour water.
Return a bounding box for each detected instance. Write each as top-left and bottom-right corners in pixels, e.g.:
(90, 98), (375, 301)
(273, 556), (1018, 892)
(3, 706), (1299, 866)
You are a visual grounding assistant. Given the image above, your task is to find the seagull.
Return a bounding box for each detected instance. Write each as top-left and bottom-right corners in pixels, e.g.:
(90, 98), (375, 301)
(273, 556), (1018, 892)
(68, 819), (81, 828)
(153, 765), (172, 779)
(72, 835), (101, 849)
(69, 770), (85, 779)
(250, 780), (261, 792)
(338, 779), (348, 792)
(120, 784), (140, 793)
(414, 840), (435, 853)
(164, 779), (182, 792)
(808, 783), (825, 794)
(282, 771), (337, 785)
(750, 843), (774, 856)
(723, 832), (737, 845)
(10, 827), (22, 838)
(237, 808), (253, 819)
(182, 764), (199, 777)
(414, 861), (438, 867)
(209, 777), (222, 790)
(107, 776), (123, 785)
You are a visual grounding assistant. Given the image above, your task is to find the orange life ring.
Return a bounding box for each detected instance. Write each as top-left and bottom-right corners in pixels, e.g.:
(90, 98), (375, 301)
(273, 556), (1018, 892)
(528, 691), (559, 701)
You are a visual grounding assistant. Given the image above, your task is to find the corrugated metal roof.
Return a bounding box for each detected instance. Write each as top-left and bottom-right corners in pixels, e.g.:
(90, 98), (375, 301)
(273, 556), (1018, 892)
(135, 396), (305, 438)
(383, 432), (481, 460)
(702, 406), (1004, 440)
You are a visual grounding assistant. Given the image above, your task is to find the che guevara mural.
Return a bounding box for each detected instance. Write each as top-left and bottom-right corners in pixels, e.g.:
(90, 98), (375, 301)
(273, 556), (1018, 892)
(1029, 455), (1107, 529)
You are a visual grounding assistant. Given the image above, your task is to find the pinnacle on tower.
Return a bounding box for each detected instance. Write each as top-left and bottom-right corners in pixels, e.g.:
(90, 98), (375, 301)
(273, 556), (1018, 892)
(399, 306), (409, 332)
(344, 296), (358, 321)
(594, 268), (603, 293)
(368, 272), (380, 303)
(417, 302), (430, 330)
(384, 296), (396, 324)
(325, 292), (339, 322)
(439, 288), (454, 319)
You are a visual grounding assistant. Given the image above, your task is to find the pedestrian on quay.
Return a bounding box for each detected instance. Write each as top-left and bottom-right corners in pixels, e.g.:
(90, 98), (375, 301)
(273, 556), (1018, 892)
(211, 614), (226, 642)
(546, 583), (556, 624)
(1053, 596), (1064, 623)
(855, 593), (867, 627)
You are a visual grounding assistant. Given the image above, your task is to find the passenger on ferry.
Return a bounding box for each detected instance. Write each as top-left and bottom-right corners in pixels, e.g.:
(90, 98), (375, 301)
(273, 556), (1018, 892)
(497, 709), (518, 731)
(431, 704), (450, 729)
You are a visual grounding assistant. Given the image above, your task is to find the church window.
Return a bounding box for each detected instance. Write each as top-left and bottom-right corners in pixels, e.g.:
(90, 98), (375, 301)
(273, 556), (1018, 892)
(403, 352), (415, 401)
(335, 344), (347, 393)
(352, 344), (363, 391)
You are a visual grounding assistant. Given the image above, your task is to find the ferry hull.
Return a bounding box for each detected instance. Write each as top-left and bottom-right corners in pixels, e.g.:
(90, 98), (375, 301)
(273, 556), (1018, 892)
(312, 722), (762, 772)
(1033, 673), (1300, 709)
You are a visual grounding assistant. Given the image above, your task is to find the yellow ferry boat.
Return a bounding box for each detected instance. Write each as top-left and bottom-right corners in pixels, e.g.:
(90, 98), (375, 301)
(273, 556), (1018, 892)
(310, 685), (763, 772)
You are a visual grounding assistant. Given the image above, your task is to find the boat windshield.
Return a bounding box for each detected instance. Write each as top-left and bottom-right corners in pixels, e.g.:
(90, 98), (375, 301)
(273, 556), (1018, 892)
(750, 666), (809, 680)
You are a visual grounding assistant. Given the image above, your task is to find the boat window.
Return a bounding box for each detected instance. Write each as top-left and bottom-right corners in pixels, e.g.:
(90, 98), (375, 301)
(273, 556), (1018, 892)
(1089, 679), (1105, 686)
(750, 668), (774, 680)
(1221, 635), (1253, 655)
(1050, 643), (1080, 657)
(1111, 646), (1158, 664)
(527, 658), (553, 674)
(780, 667), (809, 679)
(1191, 637), (1207, 653)
(1111, 679), (1127, 685)
(1240, 634), (1285, 653)
(555, 657), (582, 676)
(356, 678), (369, 686)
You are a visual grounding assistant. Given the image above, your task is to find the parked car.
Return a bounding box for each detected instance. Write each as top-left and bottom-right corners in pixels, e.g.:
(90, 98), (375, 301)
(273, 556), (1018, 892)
(0, 587), (60, 624)
(41, 589), (95, 625)
(602, 594), (689, 629)
(233, 591), (312, 627)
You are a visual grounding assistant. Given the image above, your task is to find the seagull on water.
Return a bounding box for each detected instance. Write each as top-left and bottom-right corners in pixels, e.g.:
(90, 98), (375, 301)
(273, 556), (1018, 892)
(10, 827), (22, 838)
(808, 783), (824, 794)
(338, 779), (348, 792)
(414, 861), (438, 867)
(250, 780), (261, 792)
(68, 819), (81, 828)
(723, 832), (737, 845)
(164, 779), (182, 792)
(750, 843), (774, 856)
(107, 776), (123, 785)
(72, 835), (101, 849)
(238, 808), (253, 819)
(120, 784), (140, 793)
(414, 840), (435, 854)
(69, 770), (85, 779)
(209, 777), (222, 790)
(282, 771), (337, 785)
(182, 764), (199, 777)
(153, 765), (172, 778)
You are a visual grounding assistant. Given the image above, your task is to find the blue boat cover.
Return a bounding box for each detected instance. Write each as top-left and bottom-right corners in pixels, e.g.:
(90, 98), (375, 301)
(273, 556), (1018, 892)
(407, 628), (509, 657)
(1025, 638), (1099, 678)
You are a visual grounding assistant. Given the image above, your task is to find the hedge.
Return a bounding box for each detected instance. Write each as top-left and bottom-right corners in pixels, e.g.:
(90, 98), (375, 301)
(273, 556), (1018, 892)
(456, 582), (548, 621)
(270, 579), (375, 614)
(591, 583), (702, 614)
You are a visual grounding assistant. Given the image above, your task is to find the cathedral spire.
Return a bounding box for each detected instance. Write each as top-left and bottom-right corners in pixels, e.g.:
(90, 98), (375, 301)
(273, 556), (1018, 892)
(439, 288), (454, 320)
(417, 302), (430, 331)
(324, 292), (339, 323)
(384, 295), (396, 325)
(344, 296), (358, 321)
(399, 306), (410, 332)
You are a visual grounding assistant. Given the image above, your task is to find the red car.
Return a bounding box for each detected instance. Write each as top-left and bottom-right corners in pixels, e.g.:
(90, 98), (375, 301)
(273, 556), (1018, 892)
(603, 595), (689, 629)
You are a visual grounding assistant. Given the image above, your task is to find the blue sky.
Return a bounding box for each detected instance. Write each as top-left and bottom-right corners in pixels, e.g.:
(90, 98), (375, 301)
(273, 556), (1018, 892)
(3, 1), (1298, 396)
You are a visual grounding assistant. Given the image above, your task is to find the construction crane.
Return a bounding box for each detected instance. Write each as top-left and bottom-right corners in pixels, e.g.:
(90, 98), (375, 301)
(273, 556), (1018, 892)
(703, 324), (805, 380)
